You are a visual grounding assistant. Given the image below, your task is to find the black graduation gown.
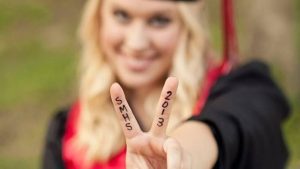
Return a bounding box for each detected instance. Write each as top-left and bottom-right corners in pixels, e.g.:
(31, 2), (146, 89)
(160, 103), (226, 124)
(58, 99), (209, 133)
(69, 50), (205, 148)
(42, 60), (290, 169)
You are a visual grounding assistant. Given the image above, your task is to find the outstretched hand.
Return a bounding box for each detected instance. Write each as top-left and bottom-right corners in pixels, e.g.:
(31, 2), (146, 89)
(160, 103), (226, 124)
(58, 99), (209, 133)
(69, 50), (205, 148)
(110, 77), (191, 169)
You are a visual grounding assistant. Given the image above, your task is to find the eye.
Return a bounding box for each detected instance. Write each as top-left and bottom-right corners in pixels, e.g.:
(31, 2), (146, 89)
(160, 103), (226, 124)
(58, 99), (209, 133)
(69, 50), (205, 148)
(149, 16), (171, 28)
(113, 9), (130, 24)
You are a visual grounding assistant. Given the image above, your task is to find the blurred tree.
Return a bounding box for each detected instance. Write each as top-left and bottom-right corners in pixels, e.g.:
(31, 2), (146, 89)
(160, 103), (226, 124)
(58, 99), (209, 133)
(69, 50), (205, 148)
(206, 0), (298, 94)
(240, 0), (298, 94)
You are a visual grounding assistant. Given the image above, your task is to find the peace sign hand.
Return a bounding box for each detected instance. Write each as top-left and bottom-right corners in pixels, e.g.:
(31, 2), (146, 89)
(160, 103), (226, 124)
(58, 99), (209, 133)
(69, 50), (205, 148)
(110, 77), (191, 169)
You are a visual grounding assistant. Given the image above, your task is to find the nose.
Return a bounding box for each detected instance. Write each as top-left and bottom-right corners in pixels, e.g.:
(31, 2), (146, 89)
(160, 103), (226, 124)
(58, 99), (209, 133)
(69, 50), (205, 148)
(125, 23), (150, 53)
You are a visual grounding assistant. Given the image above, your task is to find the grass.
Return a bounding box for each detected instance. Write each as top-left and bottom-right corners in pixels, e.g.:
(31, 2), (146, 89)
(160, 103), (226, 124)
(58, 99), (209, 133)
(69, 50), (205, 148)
(0, 1), (80, 168)
(0, 156), (38, 169)
(285, 96), (300, 168)
(0, 0), (299, 169)
(285, 0), (300, 167)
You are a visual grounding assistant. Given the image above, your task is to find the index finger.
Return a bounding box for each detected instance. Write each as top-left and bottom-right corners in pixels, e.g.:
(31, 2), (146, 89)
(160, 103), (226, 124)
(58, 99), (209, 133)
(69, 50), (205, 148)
(110, 83), (142, 139)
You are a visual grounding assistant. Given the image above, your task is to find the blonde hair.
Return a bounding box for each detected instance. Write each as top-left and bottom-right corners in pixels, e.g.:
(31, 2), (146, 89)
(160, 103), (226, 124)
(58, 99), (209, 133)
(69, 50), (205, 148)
(74, 0), (208, 165)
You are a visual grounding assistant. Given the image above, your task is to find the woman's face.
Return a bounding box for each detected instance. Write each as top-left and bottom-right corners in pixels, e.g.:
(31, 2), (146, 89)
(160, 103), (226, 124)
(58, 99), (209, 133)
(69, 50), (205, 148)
(100, 0), (182, 90)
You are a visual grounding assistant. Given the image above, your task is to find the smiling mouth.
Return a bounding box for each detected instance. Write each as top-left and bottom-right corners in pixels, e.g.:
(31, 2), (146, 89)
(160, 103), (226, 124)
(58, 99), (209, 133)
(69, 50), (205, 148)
(120, 54), (156, 72)
(125, 57), (155, 72)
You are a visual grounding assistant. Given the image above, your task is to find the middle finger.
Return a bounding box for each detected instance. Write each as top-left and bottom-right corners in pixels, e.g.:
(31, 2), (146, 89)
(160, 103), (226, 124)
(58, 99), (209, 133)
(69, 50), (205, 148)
(150, 77), (178, 137)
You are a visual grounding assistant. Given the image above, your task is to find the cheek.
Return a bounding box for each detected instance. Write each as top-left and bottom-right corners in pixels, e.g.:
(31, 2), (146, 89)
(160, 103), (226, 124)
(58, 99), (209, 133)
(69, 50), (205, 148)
(100, 20), (124, 55)
(151, 26), (181, 57)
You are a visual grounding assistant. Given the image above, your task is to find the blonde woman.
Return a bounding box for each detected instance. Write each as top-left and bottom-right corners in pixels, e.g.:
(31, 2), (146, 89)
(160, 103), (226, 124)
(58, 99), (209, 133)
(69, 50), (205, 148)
(42, 0), (290, 169)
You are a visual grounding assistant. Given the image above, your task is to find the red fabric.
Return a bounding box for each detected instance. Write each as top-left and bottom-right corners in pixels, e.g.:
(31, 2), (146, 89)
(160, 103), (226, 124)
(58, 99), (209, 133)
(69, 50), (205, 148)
(193, 0), (239, 116)
(222, 0), (239, 66)
(62, 102), (126, 169)
(192, 62), (225, 116)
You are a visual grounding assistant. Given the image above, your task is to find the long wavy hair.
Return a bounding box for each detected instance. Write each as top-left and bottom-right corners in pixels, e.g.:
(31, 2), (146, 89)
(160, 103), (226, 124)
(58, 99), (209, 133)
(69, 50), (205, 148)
(74, 0), (209, 165)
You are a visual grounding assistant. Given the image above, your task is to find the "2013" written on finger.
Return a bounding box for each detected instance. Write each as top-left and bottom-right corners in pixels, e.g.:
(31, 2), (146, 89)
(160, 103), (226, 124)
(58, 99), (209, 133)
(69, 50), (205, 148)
(157, 91), (172, 127)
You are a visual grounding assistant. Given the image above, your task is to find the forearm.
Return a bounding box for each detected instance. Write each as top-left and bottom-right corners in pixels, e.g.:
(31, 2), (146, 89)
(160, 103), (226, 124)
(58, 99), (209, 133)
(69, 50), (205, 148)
(170, 121), (218, 169)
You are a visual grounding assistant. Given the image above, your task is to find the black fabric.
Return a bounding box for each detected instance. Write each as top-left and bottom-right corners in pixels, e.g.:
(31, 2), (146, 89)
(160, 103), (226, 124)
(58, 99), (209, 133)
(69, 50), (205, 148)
(189, 60), (290, 169)
(42, 108), (69, 169)
(42, 60), (290, 169)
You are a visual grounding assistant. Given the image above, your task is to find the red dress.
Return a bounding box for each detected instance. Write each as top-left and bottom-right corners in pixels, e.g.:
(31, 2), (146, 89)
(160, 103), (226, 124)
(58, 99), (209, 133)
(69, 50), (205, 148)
(62, 102), (126, 169)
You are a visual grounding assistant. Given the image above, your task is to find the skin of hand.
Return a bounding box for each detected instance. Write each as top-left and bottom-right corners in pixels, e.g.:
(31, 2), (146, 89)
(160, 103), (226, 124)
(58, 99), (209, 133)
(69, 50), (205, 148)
(170, 121), (218, 169)
(110, 77), (218, 169)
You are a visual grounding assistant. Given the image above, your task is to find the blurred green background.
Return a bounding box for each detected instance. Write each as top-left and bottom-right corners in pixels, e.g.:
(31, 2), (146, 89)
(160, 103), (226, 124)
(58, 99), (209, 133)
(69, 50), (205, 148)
(0, 0), (299, 168)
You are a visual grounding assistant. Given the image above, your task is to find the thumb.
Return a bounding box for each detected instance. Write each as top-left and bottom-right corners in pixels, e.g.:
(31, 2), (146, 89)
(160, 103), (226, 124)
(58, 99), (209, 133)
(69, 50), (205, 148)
(163, 137), (183, 169)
